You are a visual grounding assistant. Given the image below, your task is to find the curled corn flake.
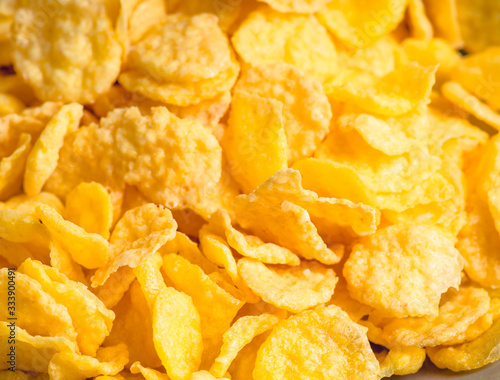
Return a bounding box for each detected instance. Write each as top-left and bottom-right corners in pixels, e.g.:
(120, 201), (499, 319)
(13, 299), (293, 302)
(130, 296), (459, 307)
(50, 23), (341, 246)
(423, 0), (462, 47)
(210, 314), (279, 378)
(0, 133), (31, 201)
(442, 81), (500, 131)
(238, 258), (337, 313)
(253, 305), (380, 379)
(427, 317), (500, 372)
(210, 210), (300, 266)
(18, 259), (114, 357)
(24, 103), (83, 196)
(0, 269), (78, 351)
(163, 253), (244, 369)
(376, 286), (490, 348)
(92, 203), (176, 287)
(344, 223), (463, 318)
(130, 362), (169, 380)
(36, 204), (109, 270)
(12, 0), (122, 103)
(407, 0), (433, 40)
(451, 47), (500, 110)
(0, 322), (74, 373)
(106, 280), (162, 369)
(48, 344), (129, 380)
(378, 346), (426, 377)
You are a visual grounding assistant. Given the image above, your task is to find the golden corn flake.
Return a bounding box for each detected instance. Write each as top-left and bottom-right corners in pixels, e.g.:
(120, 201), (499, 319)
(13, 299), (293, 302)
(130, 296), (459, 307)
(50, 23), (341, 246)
(231, 7), (338, 82)
(36, 204), (109, 269)
(0, 322), (74, 373)
(24, 103), (83, 196)
(344, 223), (463, 318)
(160, 231), (219, 276)
(130, 362), (170, 380)
(235, 63), (331, 164)
(48, 344), (129, 380)
(210, 210), (300, 266)
(402, 38), (460, 85)
(238, 258), (337, 313)
(236, 169), (379, 246)
(134, 251), (170, 310)
(317, 0), (406, 48)
(43, 121), (125, 207)
(92, 203), (176, 287)
(106, 280), (162, 369)
(407, 0), (433, 40)
(442, 81), (500, 131)
(222, 91), (287, 194)
(254, 305), (380, 379)
(378, 346), (426, 377)
(423, 0), (462, 47)
(65, 182), (114, 240)
(378, 286), (490, 347)
(119, 14), (238, 106)
(48, 240), (88, 286)
(0, 112), (42, 159)
(452, 47), (500, 110)
(427, 317), (500, 372)
(47, 107), (223, 218)
(446, 297), (500, 345)
(163, 253), (244, 368)
(0, 133), (31, 201)
(326, 63), (437, 116)
(12, 0), (122, 103)
(152, 287), (204, 380)
(210, 314), (279, 378)
(0, 269), (78, 350)
(18, 259), (114, 357)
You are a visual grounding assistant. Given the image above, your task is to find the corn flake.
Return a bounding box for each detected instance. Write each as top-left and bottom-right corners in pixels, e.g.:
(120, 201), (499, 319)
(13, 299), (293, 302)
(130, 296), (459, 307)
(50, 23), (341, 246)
(254, 305), (380, 379)
(238, 258), (337, 313)
(377, 286), (490, 347)
(24, 103), (83, 196)
(231, 6), (338, 82)
(92, 203), (176, 287)
(344, 223), (463, 318)
(222, 91), (287, 194)
(12, 0), (122, 103)
(152, 287), (204, 380)
(0, 133), (31, 201)
(0, 269), (78, 351)
(0, 322), (74, 373)
(48, 344), (129, 380)
(317, 0), (407, 48)
(235, 63), (331, 163)
(18, 259), (114, 357)
(210, 314), (279, 378)
(427, 317), (500, 372)
(65, 182), (114, 240)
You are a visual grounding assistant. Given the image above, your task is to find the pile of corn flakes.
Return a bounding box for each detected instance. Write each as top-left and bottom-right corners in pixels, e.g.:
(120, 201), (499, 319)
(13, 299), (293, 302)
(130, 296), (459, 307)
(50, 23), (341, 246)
(1, 0), (500, 379)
